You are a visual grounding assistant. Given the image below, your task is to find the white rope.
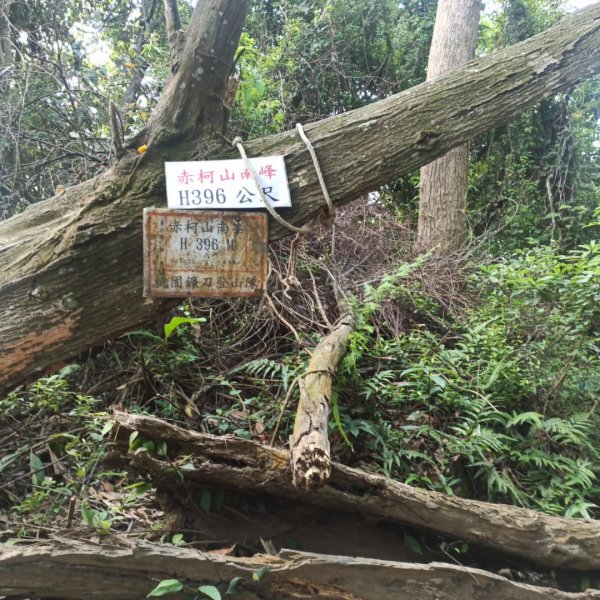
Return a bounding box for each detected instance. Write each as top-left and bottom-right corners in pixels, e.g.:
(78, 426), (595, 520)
(233, 125), (336, 287)
(232, 123), (335, 232)
(295, 123), (335, 218)
(232, 136), (311, 234)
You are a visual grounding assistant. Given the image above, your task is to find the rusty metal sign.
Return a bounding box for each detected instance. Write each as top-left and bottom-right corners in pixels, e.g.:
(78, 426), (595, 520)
(143, 208), (267, 298)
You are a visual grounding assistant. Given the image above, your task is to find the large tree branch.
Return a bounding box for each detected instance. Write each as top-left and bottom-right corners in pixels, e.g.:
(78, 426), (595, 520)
(110, 411), (600, 572)
(2, 538), (597, 600)
(0, 4), (599, 392)
(143, 0), (249, 147)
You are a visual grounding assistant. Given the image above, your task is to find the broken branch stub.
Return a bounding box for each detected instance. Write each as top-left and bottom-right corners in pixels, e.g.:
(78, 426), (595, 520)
(290, 313), (356, 489)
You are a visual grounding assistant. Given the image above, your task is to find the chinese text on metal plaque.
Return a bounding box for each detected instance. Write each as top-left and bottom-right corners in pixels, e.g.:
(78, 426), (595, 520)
(143, 209), (267, 298)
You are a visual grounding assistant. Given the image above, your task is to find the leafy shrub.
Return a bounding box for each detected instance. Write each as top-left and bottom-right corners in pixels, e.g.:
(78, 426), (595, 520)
(337, 243), (600, 516)
(0, 367), (120, 533)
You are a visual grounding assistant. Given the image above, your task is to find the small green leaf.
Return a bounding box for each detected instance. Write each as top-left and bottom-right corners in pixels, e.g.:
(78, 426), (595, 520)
(172, 533), (184, 546)
(179, 462), (196, 471)
(404, 533), (423, 556)
(29, 451), (45, 486)
(124, 482), (152, 504)
(0, 446), (28, 473)
(252, 567), (270, 582)
(142, 439), (156, 454)
(58, 363), (82, 377)
(430, 374), (446, 390)
(147, 579), (184, 597)
(100, 420), (114, 437)
(81, 503), (94, 527)
(128, 431), (139, 451)
(198, 585), (221, 600)
(225, 577), (244, 596)
(122, 329), (164, 343)
(164, 316), (206, 340)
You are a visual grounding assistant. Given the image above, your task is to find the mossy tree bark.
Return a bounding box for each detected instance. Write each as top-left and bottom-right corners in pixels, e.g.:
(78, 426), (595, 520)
(1, 3), (600, 392)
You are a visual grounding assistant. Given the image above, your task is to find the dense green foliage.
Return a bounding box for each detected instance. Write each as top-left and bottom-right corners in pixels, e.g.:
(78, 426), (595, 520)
(470, 1), (600, 249)
(233, 0), (436, 136)
(337, 241), (600, 516)
(0, 369), (118, 533)
(0, 0), (189, 217)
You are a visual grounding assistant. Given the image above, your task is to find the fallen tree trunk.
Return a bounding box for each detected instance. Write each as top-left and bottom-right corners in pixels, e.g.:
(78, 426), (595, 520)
(110, 410), (600, 571)
(0, 4), (599, 392)
(290, 312), (355, 489)
(1, 537), (598, 600)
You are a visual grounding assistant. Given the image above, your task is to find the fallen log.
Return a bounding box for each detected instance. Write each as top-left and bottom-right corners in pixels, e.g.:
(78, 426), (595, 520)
(0, 537), (598, 600)
(1, 4), (600, 392)
(110, 410), (600, 571)
(290, 312), (355, 489)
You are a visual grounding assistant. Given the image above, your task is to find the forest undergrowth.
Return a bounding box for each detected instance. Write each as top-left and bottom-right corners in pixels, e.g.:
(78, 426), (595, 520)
(1, 203), (599, 547)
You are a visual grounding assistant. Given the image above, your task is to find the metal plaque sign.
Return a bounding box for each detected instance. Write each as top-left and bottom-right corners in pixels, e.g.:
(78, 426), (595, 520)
(143, 208), (268, 298)
(165, 156), (291, 210)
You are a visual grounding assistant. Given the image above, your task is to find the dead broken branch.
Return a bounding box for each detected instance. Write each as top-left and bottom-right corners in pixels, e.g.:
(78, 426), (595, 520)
(111, 410), (600, 571)
(290, 312), (356, 489)
(1, 537), (599, 600)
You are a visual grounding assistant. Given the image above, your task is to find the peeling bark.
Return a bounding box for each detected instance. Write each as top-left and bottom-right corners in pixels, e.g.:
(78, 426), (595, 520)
(110, 411), (600, 571)
(290, 313), (355, 489)
(1, 538), (598, 600)
(1, 4), (600, 392)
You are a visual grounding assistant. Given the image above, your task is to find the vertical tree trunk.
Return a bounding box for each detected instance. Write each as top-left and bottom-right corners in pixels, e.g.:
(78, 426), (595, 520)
(0, 0), (11, 67)
(0, 0), (14, 216)
(417, 0), (481, 254)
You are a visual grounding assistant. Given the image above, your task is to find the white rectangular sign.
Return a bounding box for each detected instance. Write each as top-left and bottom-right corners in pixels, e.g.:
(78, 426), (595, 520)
(165, 156), (291, 210)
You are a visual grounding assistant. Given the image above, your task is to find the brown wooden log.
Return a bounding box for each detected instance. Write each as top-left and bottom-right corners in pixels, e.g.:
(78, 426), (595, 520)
(1, 537), (598, 600)
(290, 312), (355, 490)
(1, 4), (600, 393)
(109, 410), (600, 572)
